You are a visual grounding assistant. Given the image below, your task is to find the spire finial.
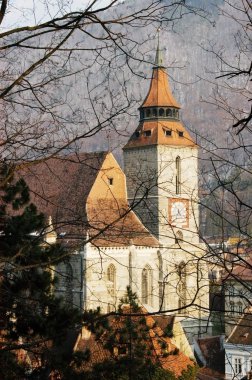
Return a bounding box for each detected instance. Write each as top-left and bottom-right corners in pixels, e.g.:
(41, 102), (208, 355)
(155, 27), (164, 67)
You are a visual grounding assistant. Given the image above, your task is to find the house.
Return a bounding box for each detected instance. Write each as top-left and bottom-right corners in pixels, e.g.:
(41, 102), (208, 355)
(222, 258), (252, 336)
(194, 335), (225, 379)
(72, 307), (196, 379)
(225, 313), (252, 380)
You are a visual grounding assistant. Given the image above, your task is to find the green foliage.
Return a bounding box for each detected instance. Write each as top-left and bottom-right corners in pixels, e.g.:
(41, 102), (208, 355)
(85, 287), (180, 380)
(178, 364), (198, 380)
(0, 164), (82, 377)
(164, 324), (174, 338)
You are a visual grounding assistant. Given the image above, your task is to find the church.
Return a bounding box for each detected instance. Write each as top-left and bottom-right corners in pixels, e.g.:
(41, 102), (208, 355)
(23, 45), (210, 339)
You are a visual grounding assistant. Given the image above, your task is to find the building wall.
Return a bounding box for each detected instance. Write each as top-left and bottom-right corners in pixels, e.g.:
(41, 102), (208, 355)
(123, 146), (159, 237)
(54, 252), (84, 310)
(225, 343), (252, 379)
(88, 152), (127, 201)
(157, 145), (199, 246)
(83, 242), (163, 312)
(124, 143), (209, 326)
(224, 280), (252, 336)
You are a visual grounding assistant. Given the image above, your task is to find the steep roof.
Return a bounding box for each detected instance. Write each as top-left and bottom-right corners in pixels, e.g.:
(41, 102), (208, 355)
(227, 313), (252, 345)
(74, 309), (194, 377)
(124, 46), (196, 150)
(222, 258), (252, 282)
(124, 120), (196, 149)
(20, 152), (159, 248)
(141, 65), (180, 108)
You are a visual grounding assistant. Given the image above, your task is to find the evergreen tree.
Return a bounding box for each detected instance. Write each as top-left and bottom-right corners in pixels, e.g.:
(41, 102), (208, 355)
(84, 287), (178, 380)
(0, 163), (82, 379)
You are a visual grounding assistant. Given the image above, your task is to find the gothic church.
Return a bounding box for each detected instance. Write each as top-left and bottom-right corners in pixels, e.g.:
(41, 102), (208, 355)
(23, 46), (209, 339)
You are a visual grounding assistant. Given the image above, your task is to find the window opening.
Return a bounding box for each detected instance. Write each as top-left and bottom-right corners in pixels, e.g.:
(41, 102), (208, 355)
(230, 301), (235, 314)
(234, 358), (242, 374)
(144, 130), (151, 137)
(165, 129), (172, 136)
(166, 108), (172, 117)
(159, 108), (164, 116)
(108, 178), (113, 185)
(65, 262), (73, 306)
(176, 156), (181, 195)
(107, 264), (116, 300)
(177, 262), (186, 313)
(142, 265), (152, 305)
(146, 109), (151, 118)
(178, 131), (184, 137)
(175, 230), (183, 244)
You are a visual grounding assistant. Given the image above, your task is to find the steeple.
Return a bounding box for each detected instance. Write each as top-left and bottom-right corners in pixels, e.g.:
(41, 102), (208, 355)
(141, 43), (180, 109)
(154, 29), (164, 67)
(124, 40), (196, 150)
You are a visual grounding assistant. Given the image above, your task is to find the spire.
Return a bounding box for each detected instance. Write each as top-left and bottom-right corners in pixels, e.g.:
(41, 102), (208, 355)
(155, 28), (164, 67)
(140, 31), (180, 109)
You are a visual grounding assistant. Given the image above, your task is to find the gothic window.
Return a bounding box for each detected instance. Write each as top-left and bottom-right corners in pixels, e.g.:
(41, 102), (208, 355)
(152, 108), (157, 117)
(107, 264), (116, 299)
(177, 262), (186, 313)
(157, 251), (164, 310)
(176, 156), (181, 195)
(175, 230), (183, 244)
(65, 262), (73, 306)
(142, 265), (152, 305)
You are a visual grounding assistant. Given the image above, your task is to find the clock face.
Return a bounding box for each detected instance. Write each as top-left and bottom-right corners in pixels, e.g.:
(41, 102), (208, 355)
(169, 199), (189, 227)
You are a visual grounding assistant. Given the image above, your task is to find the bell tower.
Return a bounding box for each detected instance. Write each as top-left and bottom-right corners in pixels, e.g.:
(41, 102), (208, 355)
(123, 44), (210, 335)
(123, 45), (199, 247)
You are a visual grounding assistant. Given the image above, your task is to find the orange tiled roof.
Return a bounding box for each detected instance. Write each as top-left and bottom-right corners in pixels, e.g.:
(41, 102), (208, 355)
(74, 308), (194, 377)
(18, 152), (159, 248)
(141, 66), (180, 108)
(124, 120), (196, 149)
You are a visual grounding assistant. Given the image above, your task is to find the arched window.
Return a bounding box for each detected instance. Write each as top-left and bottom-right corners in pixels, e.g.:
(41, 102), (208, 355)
(152, 108), (157, 117)
(159, 108), (164, 117)
(107, 264), (116, 299)
(146, 108), (151, 118)
(142, 265), (152, 306)
(176, 156), (181, 194)
(157, 252), (164, 310)
(65, 262), (73, 307)
(177, 262), (186, 313)
(175, 230), (183, 244)
(166, 108), (172, 117)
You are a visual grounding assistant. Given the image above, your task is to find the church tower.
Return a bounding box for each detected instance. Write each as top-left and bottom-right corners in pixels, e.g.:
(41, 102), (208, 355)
(123, 45), (209, 334)
(123, 45), (199, 247)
